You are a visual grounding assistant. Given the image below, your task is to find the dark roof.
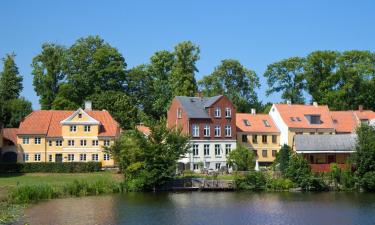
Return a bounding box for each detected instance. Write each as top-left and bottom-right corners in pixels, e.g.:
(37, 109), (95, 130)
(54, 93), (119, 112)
(295, 134), (356, 153)
(175, 95), (223, 119)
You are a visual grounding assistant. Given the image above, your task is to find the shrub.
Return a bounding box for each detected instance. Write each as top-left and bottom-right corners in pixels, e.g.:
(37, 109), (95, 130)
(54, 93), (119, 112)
(235, 171), (267, 191)
(266, 178), (294, 191)
(0, 162), (102, 173)
(361, 171), (375, 192)
(341, 169), (355, 190)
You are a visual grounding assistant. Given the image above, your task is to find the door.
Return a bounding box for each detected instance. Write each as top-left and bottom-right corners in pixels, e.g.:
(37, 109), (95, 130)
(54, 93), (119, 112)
(55, 154), (63, 162)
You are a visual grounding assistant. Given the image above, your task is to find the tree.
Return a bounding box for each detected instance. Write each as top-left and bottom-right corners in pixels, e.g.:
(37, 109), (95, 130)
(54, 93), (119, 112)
(274, 144), (292, 175)
(2, 98), (32, 128)
(199, 59), (260, 112)
(0, 54), (23, 101)
(353, 124), (375, 179)
(264, 57), (306, 104)
(170, 41), (199, 96)
(32, 43), (66, 109)
(284, 154), (312, 189)
(227, 144), (255, 171)
(108, 120), (190, 191)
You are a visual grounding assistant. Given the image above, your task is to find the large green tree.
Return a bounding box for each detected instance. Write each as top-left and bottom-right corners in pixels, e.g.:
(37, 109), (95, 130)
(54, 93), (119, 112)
(32, 43), (66, 109)
(274, 144), (292, 175)
(170, 41), (199, 96)
(0, 54), (23, 101)
(264, 57), (306, 104)
(199, 59), (260, 112)
(2, 98), (32, 128)
(227, 144), (255, 171)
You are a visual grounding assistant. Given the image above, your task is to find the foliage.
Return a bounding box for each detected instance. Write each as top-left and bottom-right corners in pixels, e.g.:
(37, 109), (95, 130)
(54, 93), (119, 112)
(199, 59), (260, 112)
(266, 177), (294, 191)
(361, 171), (375, 192)
(235, 171), (267, 191)
(32, 43), (66, 109)
(0, 162), (102, 173)
(284, 154), (312, 190)
(273, 144), (292, 175)
(108, 119), (190, 191)
(227, 144), (255, 171)
(1, 98), (32, 128)
(329, 163), (341, 188)
(0, 53), (23, 101)
(353, 124), (375, 178)
(341, 169), (356, 190)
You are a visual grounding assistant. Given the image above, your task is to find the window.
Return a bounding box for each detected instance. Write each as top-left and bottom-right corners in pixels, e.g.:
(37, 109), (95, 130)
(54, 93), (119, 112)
(22, 137), (29, 144)
(262, 135), (267, 143)
(224, 125), (231, 137)
(177, 108), (182, 118)
(78, 113), (82, 118)
(225, 108), (231, 118)
(92, 154), (99, 161)
(80, 140), (87, 146)
(272, 135), (277, 143)
(48, 140), (52, 146)
(193, 164), (199, 170)
(296, 117), (301, 122)
(56, 140), (62, 146)
(290, 117), (295, 122)
(308, 115), (321, 124)
(48, 154), (53, 162)
(243, 119), (251, 126)
(23, 153), (29, 162)
(225, 144), (232, 155)
(80, 154), (86, 161)
(272, 150), (277, 157)
(84, 125), (91, 132)
(68, 140), (75, 146)
(263, 120), (270, 127)
(215, 144), (221, 156)
(310, 132), (315, 135)
(192, 144), (199, 156)
(205, 162), (210, 169)
(203, 124), (210, 137)
(252, 135), (258, 144)
(70, 125), (77, 132)
(318, 132), (324, 135)
(92, 140), (99, 146)
(253, 150), (258, 156)
(214, 107), (221, 118)
(214, 125), (221, 137)
(215, 163), (221, 170)
(295, 132), (303, 135)
(262, 150), (267, 157)
(68, 154), (75, 161)
(104, 154), (110, 161)
(34, 153), (41, 162)
(242, 134), (247, 143)
(34, 137), (41, 144)
(192, 124), (199, 137)
(104, 140), (110, 146)
(204, 144), (210, 156)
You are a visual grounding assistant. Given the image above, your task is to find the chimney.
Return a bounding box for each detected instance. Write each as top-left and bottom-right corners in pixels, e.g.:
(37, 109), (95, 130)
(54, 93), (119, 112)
(84, 100), (92, 111)
(251, 108), (256, 115)
(313, 102), (318, 107)
(286, 100), (291, 105)
(359, 105), (364, 112)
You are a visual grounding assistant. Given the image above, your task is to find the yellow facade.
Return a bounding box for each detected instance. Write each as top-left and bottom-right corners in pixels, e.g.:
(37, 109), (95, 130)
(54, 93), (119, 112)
(237, 132), (280, 164)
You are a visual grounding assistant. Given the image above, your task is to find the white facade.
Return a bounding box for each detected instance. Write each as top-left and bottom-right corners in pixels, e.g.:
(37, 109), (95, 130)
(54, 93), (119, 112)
(269, 104), (289, 145)
(178, 140), (237, 172)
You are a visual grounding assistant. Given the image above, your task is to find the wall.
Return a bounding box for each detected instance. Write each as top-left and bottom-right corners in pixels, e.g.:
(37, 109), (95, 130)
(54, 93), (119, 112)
(269, 105), (289, 145)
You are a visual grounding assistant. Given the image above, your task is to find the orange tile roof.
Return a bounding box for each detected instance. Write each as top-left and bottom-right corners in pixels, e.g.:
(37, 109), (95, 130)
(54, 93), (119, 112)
(3, 128), (18, 144)
(18, 110), (120, 137)
(136, 124), (151, 136)
(330, 111), (358, 133)
(354, 110), (375, 120)
(236, 113), (279, 133)
(274, 104), (334, 129)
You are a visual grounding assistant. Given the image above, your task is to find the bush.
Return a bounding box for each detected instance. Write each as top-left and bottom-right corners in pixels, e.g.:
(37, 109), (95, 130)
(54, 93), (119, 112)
(361, 171), (375, 192)
(0, 162), (102, 173)
(341, 170), (356, 190)
(266, 178), (294, 191)
(235, 171), (267, 191)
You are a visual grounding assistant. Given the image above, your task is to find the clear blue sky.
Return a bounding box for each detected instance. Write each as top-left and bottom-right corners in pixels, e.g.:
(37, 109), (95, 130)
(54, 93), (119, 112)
(1, 0), (375, 110)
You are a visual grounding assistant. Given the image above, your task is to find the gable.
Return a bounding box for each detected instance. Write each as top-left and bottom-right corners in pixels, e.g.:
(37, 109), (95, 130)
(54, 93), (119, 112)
(60, 108), (100, 125)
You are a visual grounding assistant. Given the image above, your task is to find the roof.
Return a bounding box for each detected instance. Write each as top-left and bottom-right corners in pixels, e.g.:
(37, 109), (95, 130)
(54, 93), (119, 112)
(295, 134), (356, 153)
(354, 110), (375, 121)
(331, 111), (358, 133)
(136, 124), (151, 136)
(236, 113), (279, 133)
(175, 95), (223, 119)
(18, 110), (119, 137)
(274, 104), (334, 129)
(3, 128), (18, 144)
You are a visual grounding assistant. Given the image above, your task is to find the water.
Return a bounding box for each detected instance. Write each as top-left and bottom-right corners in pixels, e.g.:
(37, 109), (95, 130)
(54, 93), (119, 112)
(18, 192), (375, 225)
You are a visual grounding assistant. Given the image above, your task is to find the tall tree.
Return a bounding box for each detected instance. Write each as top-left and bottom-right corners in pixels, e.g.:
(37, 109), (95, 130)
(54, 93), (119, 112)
(32, 43), (66, 109)
(0, 54), (23, 101)
(199, 59), (260, 112)
(227, 144), (255, 171)
(264, 57), (306, 104)
(170, 41), (199, 96)
(2, 98), (32, 128)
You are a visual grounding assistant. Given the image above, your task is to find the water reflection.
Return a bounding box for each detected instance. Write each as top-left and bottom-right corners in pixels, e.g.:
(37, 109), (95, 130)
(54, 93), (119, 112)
(18, 192), (375, 225)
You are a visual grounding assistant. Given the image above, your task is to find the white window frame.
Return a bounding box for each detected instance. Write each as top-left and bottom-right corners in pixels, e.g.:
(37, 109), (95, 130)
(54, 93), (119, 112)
(104, 140), (110, 146)
(48, 140), (52, 146)
(92, 154), (99, 161)
(92, 140), (99, 146)
(34, 137), (41, 144)
(225, 108), (231, 118)
(224, 125), (231, 137)
(23, 137), (29, 144)
(80, 153), (87, 161)
(34, 153), (41, 162)
(177, 108), (182, 119)
(192, 144), (199, 156)
(192, 124), (199, 137)
(68, 140), (75, 146)
(215, 144), (221, 156)
(70, 125), (77, 132)
(214, 125), (221, 137)
(56, 140), (62, 146)
(68, 154), (75, 162)
(104, 154), (110, 161)
(80, 140), (87, 146)
(215, 163), (221, 170)
(214, 107), (221, 118)
(204, 144), (210, 156)
(23, 153), (29, 162)
(193, 164), (199, 170)
(203, 124), (210, 137)
(84, 125), (91, 132)
(225, 144), (232, 155)
(48, 154), (53, 162)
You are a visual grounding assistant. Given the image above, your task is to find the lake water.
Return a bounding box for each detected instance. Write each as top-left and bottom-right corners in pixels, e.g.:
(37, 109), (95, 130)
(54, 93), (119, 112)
(17, 192), (375, 225)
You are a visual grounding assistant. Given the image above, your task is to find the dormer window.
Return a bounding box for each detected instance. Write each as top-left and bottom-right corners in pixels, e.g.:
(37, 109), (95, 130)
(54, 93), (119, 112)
(177, 108), (182, 119)
(214, 107), (221, 118)
(225, 108), (231, 118)
(263, 120), (271, 127)
(243, 119), (251, 126)
(290, 117), (295, 122)
(296, 117), (301, 121)
(70, 125), (77, 132)
(306, 115), (321, 124)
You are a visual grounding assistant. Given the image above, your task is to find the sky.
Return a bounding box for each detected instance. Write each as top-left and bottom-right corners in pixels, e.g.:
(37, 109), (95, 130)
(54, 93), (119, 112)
(1, 0), (375, 110)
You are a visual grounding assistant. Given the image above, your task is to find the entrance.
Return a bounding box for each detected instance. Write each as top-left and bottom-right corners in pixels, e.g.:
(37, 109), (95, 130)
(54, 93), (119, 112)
(55, 154), (63, 162)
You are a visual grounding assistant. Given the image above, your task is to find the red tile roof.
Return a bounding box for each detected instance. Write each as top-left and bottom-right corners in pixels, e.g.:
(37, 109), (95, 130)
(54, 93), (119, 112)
(354, 110), (375, 121)
(236, 113), (279, 133)
(330, 111), (358, 133)
(3, 128), (18, 144)
(274, 104), (334, 129)
(18, 110), (120, 137)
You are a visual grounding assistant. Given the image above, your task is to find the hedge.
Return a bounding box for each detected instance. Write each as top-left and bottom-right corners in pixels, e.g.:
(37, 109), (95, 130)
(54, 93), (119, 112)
(0, 162), (102, 173)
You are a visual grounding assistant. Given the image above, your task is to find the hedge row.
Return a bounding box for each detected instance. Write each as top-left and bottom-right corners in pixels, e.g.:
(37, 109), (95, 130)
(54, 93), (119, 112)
(0, 162), (102, 173)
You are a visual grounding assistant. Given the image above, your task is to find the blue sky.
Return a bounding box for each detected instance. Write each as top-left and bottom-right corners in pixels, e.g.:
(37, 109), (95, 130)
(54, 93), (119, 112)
(1, 0), (375, 110)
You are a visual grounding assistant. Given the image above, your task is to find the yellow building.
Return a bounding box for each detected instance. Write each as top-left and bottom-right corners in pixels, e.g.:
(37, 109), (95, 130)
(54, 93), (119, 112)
(236, 112), (280, 167)
(16, 102), (120, 167)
